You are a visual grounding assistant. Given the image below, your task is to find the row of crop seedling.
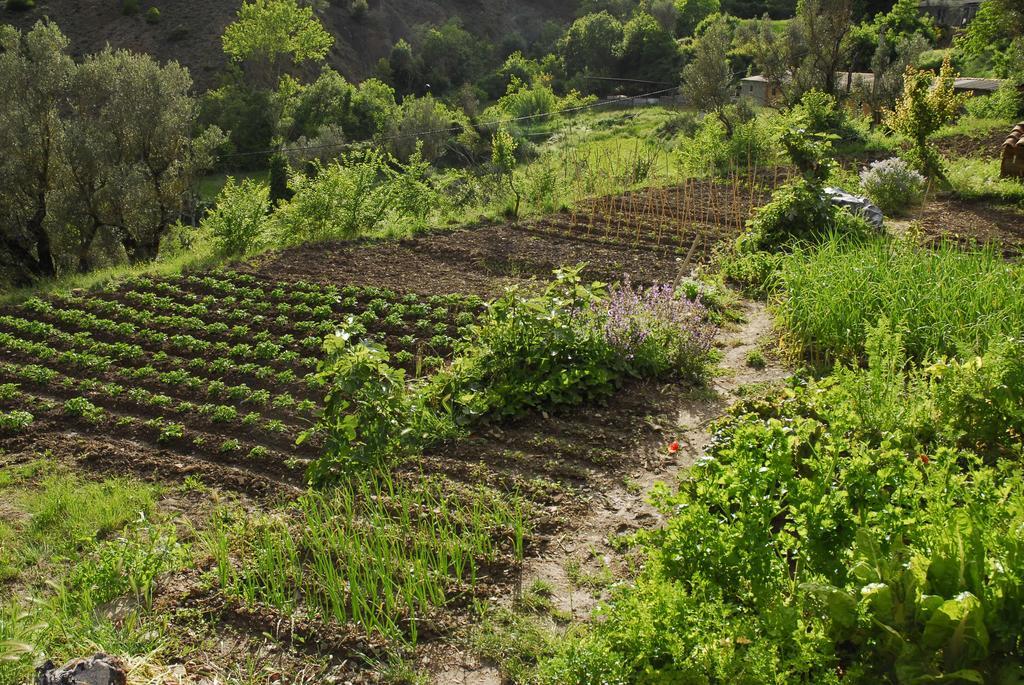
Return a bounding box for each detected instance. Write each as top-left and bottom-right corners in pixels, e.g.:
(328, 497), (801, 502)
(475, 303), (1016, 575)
(163, 271), (484, 316)
(19, 299), (322, 374)
(0, 332), (318, 421)
(0, 372), (305, 467)
(205, 471), (528, 644)
(41, 294), (322, 361)
(0, 314), (320, 406)
(147, 274), (482, 331)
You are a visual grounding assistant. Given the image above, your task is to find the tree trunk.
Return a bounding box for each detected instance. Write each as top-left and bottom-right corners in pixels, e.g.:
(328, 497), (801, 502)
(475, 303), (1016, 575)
(26, 193), (56, 280)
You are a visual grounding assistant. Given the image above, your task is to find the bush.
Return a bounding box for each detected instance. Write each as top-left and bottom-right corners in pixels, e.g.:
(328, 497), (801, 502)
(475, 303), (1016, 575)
(5, 0), (35, 10)
(677, 115), (780, 177)
(272, 151), (389, 245)
(859, 157), (926, 215)
(789, 89), (859, 140)
(963, 81), (1024, 120)
(144, 6), (160, 23)
(437, 267), (717, 419)
(202, 177), (271, 256)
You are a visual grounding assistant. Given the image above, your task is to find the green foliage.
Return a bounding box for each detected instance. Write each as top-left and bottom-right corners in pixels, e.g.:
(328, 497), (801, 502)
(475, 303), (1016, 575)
(676, 115), (780, 177)
(618, 12), (681, 84)
(775, 236), (1024, 363)
(0, 21), (220, 285)
(675, 0), (721, 35)
(0, 410), (33, 431)
(491, 127), (522, 217)
(202, 177), (271, 255)
(144, 6), (160, 23)
(963, 80), (1024, 120)
(272, 151), (387, 245)
(884, 56), (966, 185)
(221, 0), (333, 81)
(540, 341), (1024, 682)
(301, 338), (416, 483)
(558, 11), (624, 86)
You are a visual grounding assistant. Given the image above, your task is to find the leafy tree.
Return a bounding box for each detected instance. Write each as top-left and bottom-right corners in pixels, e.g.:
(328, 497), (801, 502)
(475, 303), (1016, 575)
(281, 68), (358, 141)
(0, 22), (220, 284)
(681, 16), (736, 133)
(794, 0), (855, 97)
(619, 12), (682, 84)
(0, 21), (73, 284)
(59, 48), (222, 266)
(675, 0), (721, 36)
(956, 0), (1024, 79)
(873, 0), (938, 43)
(385, 38), (417, 94)
(221, 0), (333, 89)
(412, 19), (491, 95)
(745, 0), (856, 102)
(861, 32), (929, 124)
(884, 56), (966, 186)
(558, 12), (624, 80)
(385, 95), (467, 164)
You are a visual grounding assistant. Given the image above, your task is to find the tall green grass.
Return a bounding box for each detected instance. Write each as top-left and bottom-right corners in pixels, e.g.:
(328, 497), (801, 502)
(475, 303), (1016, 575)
(774, 236), (1024, 363)
(207, 471), (528, 644)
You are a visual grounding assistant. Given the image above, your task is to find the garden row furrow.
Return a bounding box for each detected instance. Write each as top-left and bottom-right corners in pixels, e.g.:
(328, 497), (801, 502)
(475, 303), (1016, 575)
(0, 377), (311, 476)
(0, 352), (313, 455)
(0, 314), (320, 411)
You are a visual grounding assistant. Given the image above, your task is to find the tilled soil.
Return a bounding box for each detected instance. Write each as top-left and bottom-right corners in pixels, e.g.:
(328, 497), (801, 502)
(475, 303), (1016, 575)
(903, 198), (1024, 255)
(248, 222), (697, 298)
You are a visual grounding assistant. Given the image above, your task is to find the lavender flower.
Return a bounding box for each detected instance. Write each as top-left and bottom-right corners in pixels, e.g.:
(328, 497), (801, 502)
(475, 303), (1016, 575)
(596, 275), (717, 378)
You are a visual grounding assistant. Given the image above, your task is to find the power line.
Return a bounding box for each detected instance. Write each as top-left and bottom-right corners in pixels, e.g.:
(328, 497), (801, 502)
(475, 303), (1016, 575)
(220, 86), (679, 160)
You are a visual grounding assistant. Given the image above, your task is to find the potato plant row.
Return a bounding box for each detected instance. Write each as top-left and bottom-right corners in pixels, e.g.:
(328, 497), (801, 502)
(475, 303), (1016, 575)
(0, 271), (485, 479)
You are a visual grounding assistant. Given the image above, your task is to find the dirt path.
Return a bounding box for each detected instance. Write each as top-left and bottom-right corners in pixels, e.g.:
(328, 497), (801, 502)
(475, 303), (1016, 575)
(434, 299), (788, 684)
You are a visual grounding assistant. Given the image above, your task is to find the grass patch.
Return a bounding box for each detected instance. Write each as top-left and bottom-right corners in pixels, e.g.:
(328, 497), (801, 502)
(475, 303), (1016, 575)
(948, 156), (1024, 206)
(774, 235), (1024, 363)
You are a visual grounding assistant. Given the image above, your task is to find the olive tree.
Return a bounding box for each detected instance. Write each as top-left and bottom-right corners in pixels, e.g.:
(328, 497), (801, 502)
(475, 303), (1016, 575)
(0, 21), (222, 284)
(0, 21), (73, 284)
(681, 16), (736, 134)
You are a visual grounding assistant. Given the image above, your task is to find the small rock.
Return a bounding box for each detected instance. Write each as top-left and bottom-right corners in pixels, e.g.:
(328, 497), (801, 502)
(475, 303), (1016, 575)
(35, 653), (127, 685)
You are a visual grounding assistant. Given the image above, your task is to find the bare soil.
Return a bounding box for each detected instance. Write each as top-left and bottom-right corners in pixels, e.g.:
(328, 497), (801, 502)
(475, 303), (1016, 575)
(895, 198), (1024, 255)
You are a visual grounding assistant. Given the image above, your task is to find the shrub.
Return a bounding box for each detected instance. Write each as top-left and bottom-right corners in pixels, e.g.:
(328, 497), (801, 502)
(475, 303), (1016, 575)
(5, 0), (35, 10)
(300, 338), (419, 483)
(202, 177), (270, 256)
(963, 80), (1023, 120)
(272, 152), (389, 245)
(144, 6), (160, 23)
(677, 115), (779, 177)
(859, 157), (926, 215)
(740, 129), (876, 252)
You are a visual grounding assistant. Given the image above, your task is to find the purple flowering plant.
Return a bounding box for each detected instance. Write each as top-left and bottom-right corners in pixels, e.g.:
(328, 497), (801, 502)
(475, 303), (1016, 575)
(597, 275), (717, 380)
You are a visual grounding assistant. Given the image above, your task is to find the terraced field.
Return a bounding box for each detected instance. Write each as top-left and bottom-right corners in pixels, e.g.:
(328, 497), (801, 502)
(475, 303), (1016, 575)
(0, 271), (482, 494)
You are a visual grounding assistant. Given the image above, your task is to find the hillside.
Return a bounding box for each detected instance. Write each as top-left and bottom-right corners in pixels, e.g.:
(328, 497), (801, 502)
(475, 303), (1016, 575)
(1, 0), (573, 90)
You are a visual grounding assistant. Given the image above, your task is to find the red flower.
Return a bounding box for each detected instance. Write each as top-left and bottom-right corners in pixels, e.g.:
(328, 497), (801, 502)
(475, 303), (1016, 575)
(919, 453), (930, 465)
(668, 440), (680, 454)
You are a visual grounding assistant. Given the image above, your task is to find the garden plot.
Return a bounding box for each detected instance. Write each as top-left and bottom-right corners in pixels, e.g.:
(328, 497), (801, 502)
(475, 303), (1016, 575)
(0, 270), (482, 494)
(523, 178), (774, 258)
